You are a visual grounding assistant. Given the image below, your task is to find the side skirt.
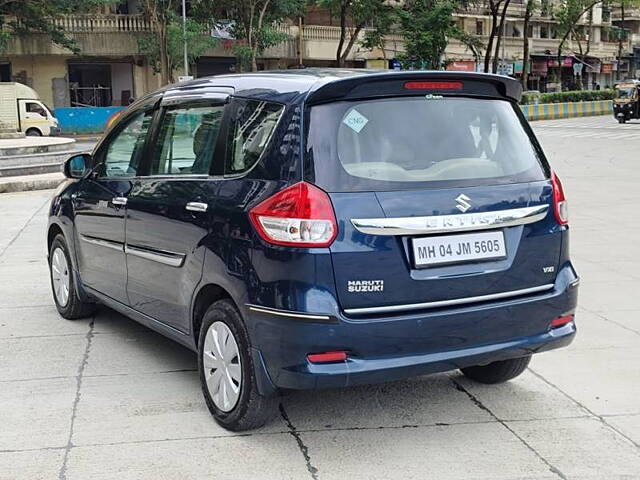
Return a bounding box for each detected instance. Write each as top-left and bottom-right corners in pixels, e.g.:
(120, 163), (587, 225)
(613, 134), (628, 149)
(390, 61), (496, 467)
(84, 285), (197, 352)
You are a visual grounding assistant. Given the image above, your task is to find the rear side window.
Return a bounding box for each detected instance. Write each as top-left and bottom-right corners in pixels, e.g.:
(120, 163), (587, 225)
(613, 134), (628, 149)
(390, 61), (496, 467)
(225, 98), (283, 175)
(305, 96), (547, 191)
(151, 104), (224, 175)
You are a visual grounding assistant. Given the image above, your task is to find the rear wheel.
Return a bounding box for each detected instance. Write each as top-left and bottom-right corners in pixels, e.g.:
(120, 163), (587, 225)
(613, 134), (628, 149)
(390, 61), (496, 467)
(460, 355), (531, 384)
(198, 299), (277, 431)
(49, 234), (95, 319)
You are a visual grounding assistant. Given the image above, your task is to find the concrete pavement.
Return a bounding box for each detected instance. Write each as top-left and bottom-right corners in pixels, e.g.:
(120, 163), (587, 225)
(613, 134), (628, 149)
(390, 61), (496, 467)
(1, 115), (639, 479)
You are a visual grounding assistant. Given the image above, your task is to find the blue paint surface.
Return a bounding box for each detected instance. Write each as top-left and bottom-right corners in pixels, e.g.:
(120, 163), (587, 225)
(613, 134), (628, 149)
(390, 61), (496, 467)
(54, 107), (127, 134)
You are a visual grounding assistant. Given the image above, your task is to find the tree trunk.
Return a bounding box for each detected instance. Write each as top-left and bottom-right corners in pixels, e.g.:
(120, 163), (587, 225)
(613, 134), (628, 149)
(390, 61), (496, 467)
(336, 1), (347, 67)
(484, 1), (499, 73)
(618, 0), (625, 81)
(339, 24), (364, 66)
(521, 0), (533, 88)
(492, 0), (511, 74)
(158, 21), (170, 85)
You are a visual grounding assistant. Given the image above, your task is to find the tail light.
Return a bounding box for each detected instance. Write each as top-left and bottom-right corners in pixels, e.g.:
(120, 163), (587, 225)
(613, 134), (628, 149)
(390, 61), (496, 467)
(249, 182), (338, 248)
(551, 172), (569, 226)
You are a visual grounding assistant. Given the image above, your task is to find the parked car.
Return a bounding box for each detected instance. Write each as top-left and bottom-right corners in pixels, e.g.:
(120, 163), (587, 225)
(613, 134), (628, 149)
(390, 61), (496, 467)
(0, 82), (59, 136)
(47, 69), (578, 431)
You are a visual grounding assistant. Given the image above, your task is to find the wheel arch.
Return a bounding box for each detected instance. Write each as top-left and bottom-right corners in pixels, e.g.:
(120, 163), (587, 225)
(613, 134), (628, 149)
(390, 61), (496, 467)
(47, 223), (64, 253)
(191, 283), (234, 345)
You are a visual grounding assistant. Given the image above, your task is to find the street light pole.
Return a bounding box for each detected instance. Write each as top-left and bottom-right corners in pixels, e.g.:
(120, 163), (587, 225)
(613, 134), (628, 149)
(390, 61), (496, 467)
(182, 0), (188, 77)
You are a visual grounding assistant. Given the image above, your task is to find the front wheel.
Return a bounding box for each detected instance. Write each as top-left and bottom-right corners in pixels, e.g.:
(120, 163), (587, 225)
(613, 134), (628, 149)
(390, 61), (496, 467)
(25, 128), (42, 136)
(198, 299), (277, 431)
(49, 234), (95, 319)
(460, 355), (531, 384)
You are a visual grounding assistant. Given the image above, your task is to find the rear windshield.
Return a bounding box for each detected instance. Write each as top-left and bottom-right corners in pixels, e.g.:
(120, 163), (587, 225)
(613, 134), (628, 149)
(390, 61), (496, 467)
(305, 96), (547, 192)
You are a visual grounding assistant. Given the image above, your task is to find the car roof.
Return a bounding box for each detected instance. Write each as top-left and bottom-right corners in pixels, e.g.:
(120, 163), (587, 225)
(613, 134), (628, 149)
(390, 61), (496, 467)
(158, 68), (523, 105)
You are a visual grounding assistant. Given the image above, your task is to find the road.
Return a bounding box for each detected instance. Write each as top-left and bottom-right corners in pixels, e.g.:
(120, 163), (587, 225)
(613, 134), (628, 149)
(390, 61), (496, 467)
(1, 114), (639, 479)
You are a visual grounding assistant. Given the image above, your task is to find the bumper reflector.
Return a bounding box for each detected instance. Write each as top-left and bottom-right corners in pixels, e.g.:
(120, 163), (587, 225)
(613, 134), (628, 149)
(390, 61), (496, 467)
(550, 314), (574, 329)
(307, 351), (348, 363)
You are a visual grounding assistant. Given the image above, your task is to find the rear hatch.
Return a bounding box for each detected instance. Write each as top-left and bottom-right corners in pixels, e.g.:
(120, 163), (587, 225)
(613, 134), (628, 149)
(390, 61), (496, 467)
(304, 82), (561, 315)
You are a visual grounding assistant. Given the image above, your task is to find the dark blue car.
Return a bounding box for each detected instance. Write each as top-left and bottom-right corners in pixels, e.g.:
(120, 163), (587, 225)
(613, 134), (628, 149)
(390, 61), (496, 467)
(47, 69), (578, 431)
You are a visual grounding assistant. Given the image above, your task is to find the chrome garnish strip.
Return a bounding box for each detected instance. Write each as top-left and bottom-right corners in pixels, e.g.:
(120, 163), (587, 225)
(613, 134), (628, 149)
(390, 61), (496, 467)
(247, 305), (333, 322)
(343, 284), (555, 316)
(80, 235), (123, 252)
(124, 245), (185, 268)
(351, 205), (549, 236)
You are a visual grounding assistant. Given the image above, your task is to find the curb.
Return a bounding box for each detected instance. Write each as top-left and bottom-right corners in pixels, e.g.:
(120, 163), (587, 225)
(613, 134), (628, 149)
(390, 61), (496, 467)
(522, 100), (612, 121)
(0, 174), (64, 194)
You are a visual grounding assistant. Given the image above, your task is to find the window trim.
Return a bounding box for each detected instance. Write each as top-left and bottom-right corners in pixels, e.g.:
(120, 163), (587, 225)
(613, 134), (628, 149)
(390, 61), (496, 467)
(222, 97), (286, 179)
(142, 98), (230, 179)
(91, 102), (159, 181)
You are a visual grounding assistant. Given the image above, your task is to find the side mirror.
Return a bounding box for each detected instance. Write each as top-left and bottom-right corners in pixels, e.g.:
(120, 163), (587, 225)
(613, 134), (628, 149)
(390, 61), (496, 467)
(63, 153), (92, 179)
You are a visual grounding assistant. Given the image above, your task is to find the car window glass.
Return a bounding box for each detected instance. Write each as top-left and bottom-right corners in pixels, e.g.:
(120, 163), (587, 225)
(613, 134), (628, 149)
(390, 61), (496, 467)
(226, 99), (283, 175)
(151, 105), (224, 176)
(100, 110), (152, 178)
(26, 102), (46, 117)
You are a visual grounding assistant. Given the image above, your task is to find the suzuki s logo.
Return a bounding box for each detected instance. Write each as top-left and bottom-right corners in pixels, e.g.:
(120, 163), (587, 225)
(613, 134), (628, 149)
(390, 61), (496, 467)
(455, 194), (472, 213)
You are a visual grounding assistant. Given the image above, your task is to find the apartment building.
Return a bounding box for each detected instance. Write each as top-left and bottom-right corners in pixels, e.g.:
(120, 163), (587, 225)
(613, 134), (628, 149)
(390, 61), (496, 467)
(0, 0), (634, 108)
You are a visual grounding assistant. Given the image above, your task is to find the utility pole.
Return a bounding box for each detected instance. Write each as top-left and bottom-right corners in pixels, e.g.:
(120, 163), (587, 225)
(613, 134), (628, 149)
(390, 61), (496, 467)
(182, 0), (189, 77)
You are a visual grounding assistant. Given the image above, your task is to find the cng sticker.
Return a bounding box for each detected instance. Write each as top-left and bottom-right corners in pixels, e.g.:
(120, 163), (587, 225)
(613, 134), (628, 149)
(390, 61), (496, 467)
(342, 109), (369, 133)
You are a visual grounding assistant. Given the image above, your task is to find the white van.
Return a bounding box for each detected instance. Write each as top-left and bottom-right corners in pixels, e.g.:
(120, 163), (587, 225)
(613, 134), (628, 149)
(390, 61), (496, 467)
(0, 82), (60, 136)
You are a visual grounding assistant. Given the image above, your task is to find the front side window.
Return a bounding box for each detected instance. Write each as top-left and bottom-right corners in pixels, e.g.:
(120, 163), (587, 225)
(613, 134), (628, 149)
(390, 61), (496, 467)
(151, 104), (224, 175)
(26, 102), (47, 117)
(100, 110), (153, 178)
(225, 98), (284, 175)
(306, 96), (547, 192)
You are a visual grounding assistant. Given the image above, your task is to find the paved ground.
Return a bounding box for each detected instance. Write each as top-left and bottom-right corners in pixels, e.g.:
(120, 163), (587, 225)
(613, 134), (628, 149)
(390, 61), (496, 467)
(1, 114), (639, 479)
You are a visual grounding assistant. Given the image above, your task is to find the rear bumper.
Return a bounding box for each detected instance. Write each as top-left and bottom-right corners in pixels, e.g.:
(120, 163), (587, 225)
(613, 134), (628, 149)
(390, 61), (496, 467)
(246, 263), (578, 391)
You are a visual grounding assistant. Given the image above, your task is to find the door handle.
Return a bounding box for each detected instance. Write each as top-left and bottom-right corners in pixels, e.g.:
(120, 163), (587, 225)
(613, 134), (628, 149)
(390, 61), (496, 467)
(186, 202), (208, 212)
(112, 197), (127, 206)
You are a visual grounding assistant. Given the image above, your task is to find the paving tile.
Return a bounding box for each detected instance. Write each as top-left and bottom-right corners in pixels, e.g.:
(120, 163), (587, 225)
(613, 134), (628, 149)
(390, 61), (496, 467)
(454, 369), (586, 422)
(0, 334), (87, 382)
(531, 347), (640, 416)
(282, 373), (492, 431)
(65, 434), (309, 480)
(73, 371), (288, 447)
(508, 417), (640, 479)
(604, 414), (640, 446)
(0, 377), (76, 450)
(301, 423), (557, 480)
(0, 306), (89, 339)
(0, 449), (64, 480)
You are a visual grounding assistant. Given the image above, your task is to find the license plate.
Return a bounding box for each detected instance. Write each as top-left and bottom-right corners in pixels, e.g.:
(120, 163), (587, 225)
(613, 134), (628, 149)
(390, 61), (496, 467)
(412, 231), (506, 268)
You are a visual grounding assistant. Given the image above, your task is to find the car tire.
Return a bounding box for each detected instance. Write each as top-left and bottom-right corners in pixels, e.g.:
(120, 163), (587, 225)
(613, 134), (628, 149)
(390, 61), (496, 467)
(460, 355), (531, 384)
(26, 128), (42, 136)
(49, 234), (96, 319)
(198, 299), (277, 431)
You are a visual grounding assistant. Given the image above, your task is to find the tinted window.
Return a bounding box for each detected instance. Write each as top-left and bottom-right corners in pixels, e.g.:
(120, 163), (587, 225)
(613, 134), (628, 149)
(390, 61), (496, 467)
(306, 96), (546, 192)
(101, 110), (152, 178)
(225, 98), (283, 175)
(151, 105), (224, 175)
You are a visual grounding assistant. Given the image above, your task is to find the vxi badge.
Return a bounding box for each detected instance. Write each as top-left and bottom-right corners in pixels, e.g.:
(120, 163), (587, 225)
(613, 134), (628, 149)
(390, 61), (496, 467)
(348, 280), (384, 293)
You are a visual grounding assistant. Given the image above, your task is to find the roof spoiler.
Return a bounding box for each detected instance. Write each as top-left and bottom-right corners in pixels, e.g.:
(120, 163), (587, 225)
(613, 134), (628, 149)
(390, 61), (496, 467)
(305, 71), (523, 105)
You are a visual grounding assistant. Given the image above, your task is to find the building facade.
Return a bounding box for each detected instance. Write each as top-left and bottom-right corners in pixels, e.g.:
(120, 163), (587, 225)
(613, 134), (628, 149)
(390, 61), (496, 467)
(1, 0), (635, 108)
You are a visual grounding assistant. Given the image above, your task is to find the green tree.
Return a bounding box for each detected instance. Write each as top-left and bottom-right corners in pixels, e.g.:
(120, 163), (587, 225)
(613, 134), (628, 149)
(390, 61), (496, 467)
(196, 0), (305, 72)
(553, 0), (601, 90)
(398, 0), (481, 70)
(138, 11), (216, 84)
(521, 0), (537, 87)
(0, 0), (111, 54)
(317, 0), (398, 67)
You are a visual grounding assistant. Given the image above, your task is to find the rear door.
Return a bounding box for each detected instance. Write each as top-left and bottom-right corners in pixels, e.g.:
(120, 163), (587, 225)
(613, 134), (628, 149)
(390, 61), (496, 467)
(305, 94), (561, 314)
(124, 97), (227, 332)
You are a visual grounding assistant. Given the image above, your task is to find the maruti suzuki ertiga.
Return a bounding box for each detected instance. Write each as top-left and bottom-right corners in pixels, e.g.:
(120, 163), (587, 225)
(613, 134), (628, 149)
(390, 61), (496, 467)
(47, 69), (578, 431)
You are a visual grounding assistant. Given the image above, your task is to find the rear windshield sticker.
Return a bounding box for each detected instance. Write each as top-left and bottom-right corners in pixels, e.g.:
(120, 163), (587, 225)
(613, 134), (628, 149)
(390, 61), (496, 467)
(342, 109), (369, 133)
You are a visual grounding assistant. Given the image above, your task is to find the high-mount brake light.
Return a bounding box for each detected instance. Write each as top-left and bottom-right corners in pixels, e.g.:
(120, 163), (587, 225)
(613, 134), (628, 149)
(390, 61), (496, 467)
(249, 182), (338, 248)
(551, 172), (569, 226)
(404, 81), (463, 90)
